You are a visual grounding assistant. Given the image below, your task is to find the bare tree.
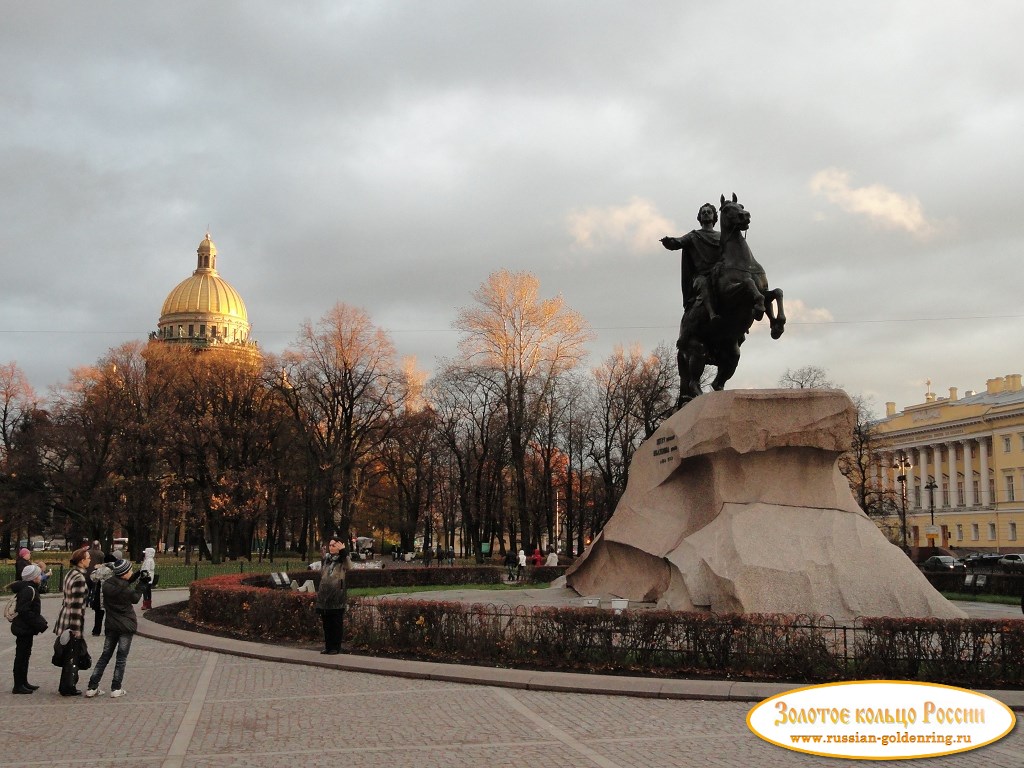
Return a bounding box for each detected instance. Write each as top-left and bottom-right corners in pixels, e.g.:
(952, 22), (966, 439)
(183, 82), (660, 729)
(431, 363), (509, 560)
(839, 394), (900, 518)
(454, 270), (592, 551)
(0, 362), (38, 555)
(276, 303), (403, 542)
(778, 365), (836, 389)
(587, 344), (669, 532)
(376, 396), (441, 556)
(160, 346), (279, 562)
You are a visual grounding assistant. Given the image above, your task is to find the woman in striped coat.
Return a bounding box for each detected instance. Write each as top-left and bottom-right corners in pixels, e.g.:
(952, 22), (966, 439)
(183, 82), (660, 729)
(53, 547), (91, 696)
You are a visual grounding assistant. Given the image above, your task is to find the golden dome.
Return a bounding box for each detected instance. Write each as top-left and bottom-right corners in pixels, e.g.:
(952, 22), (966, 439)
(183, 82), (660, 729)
(156, 234), (252, 346)
(160, 273), (249, 320)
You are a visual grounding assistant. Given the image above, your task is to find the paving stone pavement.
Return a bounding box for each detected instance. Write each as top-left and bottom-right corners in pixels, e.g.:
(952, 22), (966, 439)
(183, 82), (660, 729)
(2, 590), (1022, 768)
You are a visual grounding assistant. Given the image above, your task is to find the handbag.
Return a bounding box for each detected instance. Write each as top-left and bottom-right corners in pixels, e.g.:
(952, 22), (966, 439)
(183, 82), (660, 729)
(77, 637), (92, 670)
(52, 635), (67, 667)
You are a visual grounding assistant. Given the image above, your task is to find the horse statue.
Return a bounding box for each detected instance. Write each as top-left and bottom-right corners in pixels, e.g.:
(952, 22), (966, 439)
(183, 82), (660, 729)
(674, 193), (785, 407)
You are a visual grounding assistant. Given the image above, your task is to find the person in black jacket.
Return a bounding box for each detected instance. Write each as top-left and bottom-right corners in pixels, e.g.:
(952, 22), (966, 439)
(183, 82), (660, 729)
(83, 559), (149, 699)
(9, 564), (48, 694)
(315, 537), (350, 655)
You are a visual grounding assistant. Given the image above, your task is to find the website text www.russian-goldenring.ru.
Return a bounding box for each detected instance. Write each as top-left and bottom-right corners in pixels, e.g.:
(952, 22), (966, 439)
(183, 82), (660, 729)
(790, 732), (972, 748)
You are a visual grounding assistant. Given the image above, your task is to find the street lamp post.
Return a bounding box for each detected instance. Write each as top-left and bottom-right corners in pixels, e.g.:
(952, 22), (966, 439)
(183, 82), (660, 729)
(925, 477), (937, 526)
(924, 476), (938, 549)
(893, 456), (912, 552)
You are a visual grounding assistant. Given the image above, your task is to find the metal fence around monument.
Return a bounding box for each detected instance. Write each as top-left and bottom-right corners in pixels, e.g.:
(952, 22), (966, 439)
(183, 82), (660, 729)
(347, 599), (1024, 686)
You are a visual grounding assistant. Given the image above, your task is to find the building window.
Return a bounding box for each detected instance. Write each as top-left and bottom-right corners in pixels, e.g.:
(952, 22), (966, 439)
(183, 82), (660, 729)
(1007, 475), (1016, 503)
(1004, 436), (1012, 453)
(211, 325), (217, 337)
(914, 486), (921, 508)
(910, 526), (919, 545)
(200, 324), (206, 337)
(188, 325), (194, 337)
(972, 480), (979, 504)
(990, 479), (996, 503)
(1011, 523), (1018, 541)
(956, 524), (963, 541)
(971, 524), (979, 541)
(942, 481), (949, 507)
(1020, 434), (1024, 451)
(989, 522), (997, 540)
(957, 481), (964, 506)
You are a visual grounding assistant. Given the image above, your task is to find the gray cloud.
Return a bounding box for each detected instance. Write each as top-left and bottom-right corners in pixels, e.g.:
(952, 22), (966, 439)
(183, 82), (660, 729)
(1, 1), (1022, 413)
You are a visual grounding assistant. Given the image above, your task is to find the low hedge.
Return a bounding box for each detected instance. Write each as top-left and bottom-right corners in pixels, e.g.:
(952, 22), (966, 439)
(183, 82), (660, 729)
(187, 565), (565, 642)
(187, 571), (1024, 685)
(189, 572), (321, 642)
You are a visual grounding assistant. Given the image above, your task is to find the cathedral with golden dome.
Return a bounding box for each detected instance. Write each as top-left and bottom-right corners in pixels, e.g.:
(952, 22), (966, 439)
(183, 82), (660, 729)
(153, 233), (257, 354)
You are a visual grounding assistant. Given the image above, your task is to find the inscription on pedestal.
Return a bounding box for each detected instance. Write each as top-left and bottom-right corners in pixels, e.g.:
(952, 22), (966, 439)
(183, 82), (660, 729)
(653, 432), (678, 464)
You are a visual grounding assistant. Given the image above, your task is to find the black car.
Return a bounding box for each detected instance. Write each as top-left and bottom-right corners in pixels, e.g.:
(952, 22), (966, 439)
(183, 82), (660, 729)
(920, 555), (967, 574)
(962, 553), (1004, 570)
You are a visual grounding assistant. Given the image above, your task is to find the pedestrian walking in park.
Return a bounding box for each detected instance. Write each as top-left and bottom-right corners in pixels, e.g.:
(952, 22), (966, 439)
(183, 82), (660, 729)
(504, 549), (517, 582)
(544, 549), (559, 567)
(316, 536), (351, 655)
(53, 547), (91, 696)
(423, 546), (433, 568)
(517, 549), (527, 581)
(84, 558), (149, 699)
(9, 564), (48, 694)
(140, 547), (157, 610)
(446, 546), (455, 566)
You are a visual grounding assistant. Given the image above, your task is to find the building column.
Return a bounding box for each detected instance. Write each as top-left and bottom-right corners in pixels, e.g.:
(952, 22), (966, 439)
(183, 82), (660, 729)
(962, 439), (976, 507)
(946, 441), (958, 508)
(912, 447), (924, 509)
(980, 438), (991, 507)
(929, 444), (937, 512)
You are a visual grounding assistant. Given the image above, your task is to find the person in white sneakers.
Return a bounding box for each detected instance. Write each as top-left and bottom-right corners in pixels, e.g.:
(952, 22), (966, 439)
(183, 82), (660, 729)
(83, 559), (149, 699)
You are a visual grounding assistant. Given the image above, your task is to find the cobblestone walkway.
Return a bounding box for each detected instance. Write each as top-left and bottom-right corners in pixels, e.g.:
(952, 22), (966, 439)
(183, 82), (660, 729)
(1, 591), (1020, 767)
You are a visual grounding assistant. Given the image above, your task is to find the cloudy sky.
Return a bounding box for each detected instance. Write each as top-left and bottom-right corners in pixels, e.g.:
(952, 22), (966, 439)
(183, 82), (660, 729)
(2, 1), (1021, 415)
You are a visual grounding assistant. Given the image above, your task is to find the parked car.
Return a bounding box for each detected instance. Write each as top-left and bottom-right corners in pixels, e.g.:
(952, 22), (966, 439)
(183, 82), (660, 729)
(920, 555), (966, 574)
(998, 554), (1024, 573)
(962, 553), (1004, 570)
(46, 536), (68, 551)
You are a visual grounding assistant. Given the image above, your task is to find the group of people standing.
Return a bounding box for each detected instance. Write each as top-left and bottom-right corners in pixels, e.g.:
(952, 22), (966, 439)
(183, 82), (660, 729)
(421, 544), (455, 567)
(503, 547), (559, 582)
(8, 540), (156, 697)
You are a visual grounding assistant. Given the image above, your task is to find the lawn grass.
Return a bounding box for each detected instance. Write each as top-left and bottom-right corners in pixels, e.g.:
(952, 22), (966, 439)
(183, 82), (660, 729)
(350, 581), (538, 597)
(943, 591), (1021, 606)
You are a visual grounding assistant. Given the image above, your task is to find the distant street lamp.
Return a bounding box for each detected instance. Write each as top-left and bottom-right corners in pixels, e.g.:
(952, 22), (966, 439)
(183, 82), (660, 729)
(924, 477), (938, 526)
(893, 456), (912, 551)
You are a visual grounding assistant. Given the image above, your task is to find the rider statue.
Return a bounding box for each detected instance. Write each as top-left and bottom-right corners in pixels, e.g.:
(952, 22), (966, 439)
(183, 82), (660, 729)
(658, 196), (786, 409)
(660, 202), (722, 324)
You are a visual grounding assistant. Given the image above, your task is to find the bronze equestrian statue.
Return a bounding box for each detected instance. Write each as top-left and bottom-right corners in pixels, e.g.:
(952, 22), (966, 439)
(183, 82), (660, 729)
(661, 194), (785, 408)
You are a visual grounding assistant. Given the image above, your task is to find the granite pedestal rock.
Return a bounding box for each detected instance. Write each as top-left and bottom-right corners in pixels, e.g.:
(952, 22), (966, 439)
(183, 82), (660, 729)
(565, 389), (966, 622)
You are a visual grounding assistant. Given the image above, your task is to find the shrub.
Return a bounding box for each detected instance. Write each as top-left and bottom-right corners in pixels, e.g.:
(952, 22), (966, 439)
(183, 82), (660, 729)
(185, 572), (1024, 685)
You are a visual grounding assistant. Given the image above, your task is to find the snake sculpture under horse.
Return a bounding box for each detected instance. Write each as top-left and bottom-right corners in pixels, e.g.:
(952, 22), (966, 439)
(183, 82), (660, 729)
(676, 194), (786, 406)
